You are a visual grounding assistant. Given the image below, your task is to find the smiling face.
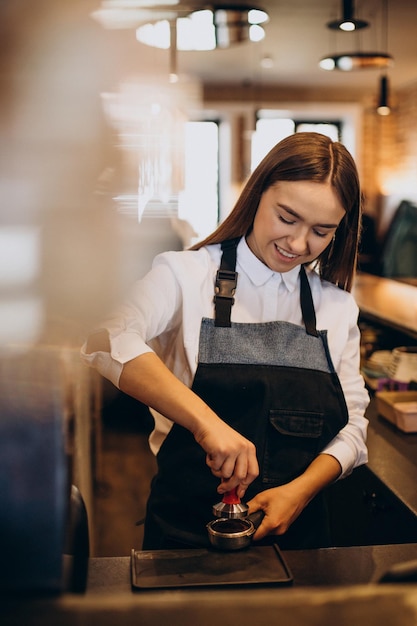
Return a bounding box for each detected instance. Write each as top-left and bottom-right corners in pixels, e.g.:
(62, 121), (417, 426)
(246, 180), (346, 273)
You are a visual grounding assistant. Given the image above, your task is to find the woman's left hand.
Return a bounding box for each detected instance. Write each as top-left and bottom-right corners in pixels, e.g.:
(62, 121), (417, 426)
(246, 454), (342, 540)
(246, 484), (306, 540)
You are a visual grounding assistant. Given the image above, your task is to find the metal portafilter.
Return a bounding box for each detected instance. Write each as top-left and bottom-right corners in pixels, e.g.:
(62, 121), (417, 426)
(212, 487), (249, 519)
(209, 488), (265, 551)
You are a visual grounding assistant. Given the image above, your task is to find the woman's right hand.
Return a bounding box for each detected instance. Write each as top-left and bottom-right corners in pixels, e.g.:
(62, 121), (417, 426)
(119, 352), (259, 499)
(194, 418), (259, 499)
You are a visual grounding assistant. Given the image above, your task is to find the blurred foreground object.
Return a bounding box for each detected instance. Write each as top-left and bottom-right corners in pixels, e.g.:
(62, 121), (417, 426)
(0, 0), (118, 592)
(0, 348), (68, 592)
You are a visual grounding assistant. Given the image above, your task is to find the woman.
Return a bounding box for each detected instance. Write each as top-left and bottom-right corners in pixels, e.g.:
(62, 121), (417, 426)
(82, 132), (369, 550)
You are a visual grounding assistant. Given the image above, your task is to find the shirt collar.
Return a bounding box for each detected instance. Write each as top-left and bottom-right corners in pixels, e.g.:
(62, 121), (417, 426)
(237, 236), (300, 293)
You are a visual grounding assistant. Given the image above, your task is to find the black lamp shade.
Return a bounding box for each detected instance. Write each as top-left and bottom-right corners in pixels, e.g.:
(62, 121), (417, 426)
(377, 75), (391, 115)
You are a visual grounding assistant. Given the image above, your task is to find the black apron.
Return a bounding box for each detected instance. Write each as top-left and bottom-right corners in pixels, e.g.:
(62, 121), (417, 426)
(143, 238), (348, 550)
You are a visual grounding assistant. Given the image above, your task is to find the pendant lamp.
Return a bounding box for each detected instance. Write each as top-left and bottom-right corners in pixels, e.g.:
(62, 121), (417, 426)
(375, 1), (392, 115)
(135, 4), (269, 51)
(376, 74), (391, 116)
(319, 0), (394, 73)
(327, 0), (369, 31)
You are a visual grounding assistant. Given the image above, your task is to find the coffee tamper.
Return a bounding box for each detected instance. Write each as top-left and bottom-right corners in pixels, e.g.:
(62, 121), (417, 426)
(212, 487), (248, 519)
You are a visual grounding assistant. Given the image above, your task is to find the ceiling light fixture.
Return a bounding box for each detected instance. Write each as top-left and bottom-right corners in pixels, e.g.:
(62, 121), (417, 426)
(319, 0), (394, 72)
(376, 1), (391, 115)
(260, 54), (274, 69)
(136, 4), (269, 51)
(213, 6), (268, 47)
(376, 74), (391, 116)
(327, 0), (369, 31)
(319, 51), (393, 71)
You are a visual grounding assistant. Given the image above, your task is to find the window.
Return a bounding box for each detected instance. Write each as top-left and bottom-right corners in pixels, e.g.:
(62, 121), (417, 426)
(295, 120), (341, 140)
(251, 112), (343, 171)
(251, 118), (295, 172)
(178, 120), (219, 242)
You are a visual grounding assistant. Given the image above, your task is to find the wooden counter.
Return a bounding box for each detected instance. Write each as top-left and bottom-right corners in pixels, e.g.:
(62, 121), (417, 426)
(353, 273), (417, 341)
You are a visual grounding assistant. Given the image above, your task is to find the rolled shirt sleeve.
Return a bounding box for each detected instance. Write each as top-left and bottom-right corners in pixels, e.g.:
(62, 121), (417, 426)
(318, 290), (369, 477)
(81, 256), (185, 387)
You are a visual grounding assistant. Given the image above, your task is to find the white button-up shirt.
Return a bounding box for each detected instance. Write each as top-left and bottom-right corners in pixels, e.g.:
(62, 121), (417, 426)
(82, 237), (369, 476)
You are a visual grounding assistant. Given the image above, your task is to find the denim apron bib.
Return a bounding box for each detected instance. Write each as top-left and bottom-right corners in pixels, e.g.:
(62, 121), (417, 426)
(143, 238), (348, 550)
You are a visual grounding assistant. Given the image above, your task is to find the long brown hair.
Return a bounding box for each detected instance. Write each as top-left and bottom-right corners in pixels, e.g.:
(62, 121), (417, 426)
(191, 132), (362, 292)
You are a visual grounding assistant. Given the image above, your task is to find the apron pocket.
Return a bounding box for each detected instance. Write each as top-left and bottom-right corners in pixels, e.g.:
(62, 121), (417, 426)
(262, 410), (324, 485)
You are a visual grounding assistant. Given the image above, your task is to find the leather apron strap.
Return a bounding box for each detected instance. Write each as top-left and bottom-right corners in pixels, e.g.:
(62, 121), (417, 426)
(213, 238), (239, 327)
(215, 238), (318, 337)
(299, 264), (318, 337)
